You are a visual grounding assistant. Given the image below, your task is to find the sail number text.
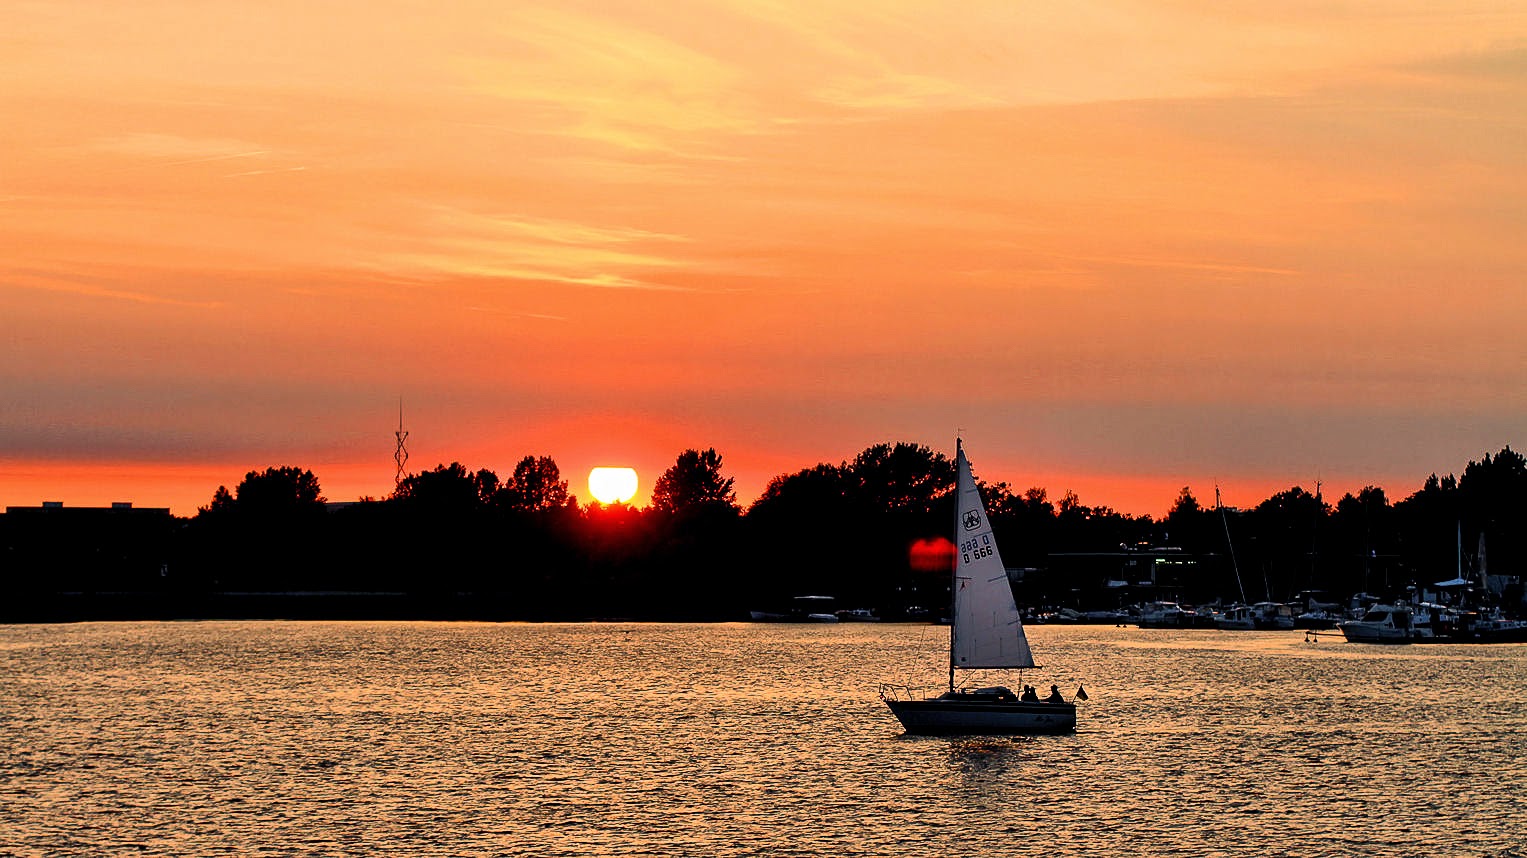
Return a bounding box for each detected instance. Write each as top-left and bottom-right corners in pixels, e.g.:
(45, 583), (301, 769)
(960, 535), (993, 564)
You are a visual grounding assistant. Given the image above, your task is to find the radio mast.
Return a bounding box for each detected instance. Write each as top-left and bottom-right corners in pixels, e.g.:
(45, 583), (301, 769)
(393, 399), (409, 487)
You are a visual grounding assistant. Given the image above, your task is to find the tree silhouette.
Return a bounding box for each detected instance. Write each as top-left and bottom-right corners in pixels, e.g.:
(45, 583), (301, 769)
(1162, 486), (1213, 550)
(847, 442), (953, 514)
(1169, 486), (1202, 518)
(1395, 471), (1461, 584)
(498, 455), (572, 511)
(744, 462), (862, 608)
(393, 462), (496, 511)
(750, 463), (851, 517)
(185, 466), (326, 591)
(1459, 446), (1527, 581)
(224, 466), (325, 512)
(204, 484), (235, 514)
(1246, 486), (1328, 600)
(651, 448), (737, 513)
(1331, 486), (1395, 596)
(14, 438), (1527, 622)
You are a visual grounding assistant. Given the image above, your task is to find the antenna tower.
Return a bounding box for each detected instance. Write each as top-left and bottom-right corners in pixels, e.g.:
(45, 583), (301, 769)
(393, 399), (409, 487)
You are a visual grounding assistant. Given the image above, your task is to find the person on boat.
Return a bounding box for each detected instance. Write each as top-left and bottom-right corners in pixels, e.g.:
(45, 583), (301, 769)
(1045, 684), (1065, 704)
(1020, 685), (1039, 702)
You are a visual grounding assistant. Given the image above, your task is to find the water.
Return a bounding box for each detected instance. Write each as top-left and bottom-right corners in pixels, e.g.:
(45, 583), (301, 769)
(3, 622), (1525, 857)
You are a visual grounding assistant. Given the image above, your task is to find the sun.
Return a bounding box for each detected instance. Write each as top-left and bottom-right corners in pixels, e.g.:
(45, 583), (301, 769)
(588, 467), (639, 505)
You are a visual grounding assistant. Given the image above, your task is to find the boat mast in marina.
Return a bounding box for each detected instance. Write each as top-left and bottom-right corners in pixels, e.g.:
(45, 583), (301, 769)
(1217, 483), (1247, 606)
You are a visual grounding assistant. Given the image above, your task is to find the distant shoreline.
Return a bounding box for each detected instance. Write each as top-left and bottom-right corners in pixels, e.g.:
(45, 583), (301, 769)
(1, 591), (746, 624)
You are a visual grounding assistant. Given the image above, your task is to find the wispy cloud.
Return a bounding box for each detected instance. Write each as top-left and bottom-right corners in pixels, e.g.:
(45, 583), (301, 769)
(480, 216), (690, 248)
(223, 166), (309, 178)
(168, 150), (268, 166)
(463, 7), (764, 153)
(465, 306), (569, 321)
(812, 72), (1001, 112)
(5, 268), (222, 308)
(92, 133), (270, 163)
(385, 209), (697, 291)
(1066, 253), (1300, 277)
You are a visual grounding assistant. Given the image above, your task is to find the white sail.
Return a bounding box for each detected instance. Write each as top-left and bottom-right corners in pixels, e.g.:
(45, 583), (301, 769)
(949, 441), (1036, 670)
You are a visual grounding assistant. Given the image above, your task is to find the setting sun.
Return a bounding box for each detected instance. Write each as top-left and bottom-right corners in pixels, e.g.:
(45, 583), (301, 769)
(588, 467), (639, 505)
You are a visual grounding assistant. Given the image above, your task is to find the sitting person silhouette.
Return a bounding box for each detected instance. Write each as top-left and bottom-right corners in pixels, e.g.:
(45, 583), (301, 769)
(1020, 685), (1039, 701)
(1044, 684), (1065, 703)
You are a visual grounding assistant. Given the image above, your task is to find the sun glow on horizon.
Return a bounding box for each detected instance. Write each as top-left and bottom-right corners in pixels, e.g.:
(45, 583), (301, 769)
(588, 467), (639, 505)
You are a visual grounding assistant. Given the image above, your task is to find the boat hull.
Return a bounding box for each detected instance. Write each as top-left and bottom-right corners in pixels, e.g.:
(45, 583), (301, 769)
(884, 698), (1076, 735)
(1336, 622), (1433, 644)
(1467, 626), (1527, 643)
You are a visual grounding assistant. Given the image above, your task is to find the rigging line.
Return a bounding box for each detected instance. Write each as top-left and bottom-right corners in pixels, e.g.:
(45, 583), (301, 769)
(1218, 482), (1247, 605)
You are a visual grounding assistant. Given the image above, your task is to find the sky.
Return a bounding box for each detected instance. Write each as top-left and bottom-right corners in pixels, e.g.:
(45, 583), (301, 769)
(3, 1), (1525, 517)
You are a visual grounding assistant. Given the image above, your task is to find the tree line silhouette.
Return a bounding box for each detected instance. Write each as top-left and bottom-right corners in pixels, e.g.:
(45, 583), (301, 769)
(4, 443), (1523, 621)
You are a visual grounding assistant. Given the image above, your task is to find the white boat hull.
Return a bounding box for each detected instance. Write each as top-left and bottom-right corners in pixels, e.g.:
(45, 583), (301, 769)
(884, 695), (1077, 735)
(1338, 604), (1435, 644)
(1337, 622), (1433, 644)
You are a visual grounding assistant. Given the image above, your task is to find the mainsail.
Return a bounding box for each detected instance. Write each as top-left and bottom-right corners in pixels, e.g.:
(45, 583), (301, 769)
(949, 440), (1036, 671)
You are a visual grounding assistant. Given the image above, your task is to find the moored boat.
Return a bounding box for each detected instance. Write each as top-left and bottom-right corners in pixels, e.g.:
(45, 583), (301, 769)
(1457, 611), (1527, 643)
(1293, 591), (1342, 629)
(1252, 601), (1296, 630)
(1337, 604), (1435, 644)
(749, 595), (840, 623)
(1212, 604), (1257, 631)
(1294, 608), (1341, 630)
(1424, 607), (1527, 643)
(1135, 601), (1193, 628)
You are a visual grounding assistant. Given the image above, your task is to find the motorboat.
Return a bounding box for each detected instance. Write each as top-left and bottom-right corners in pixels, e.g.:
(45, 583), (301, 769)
(1135, 601), (1192, 628)
(1430, 607), (1527, 643)
(1216, 601), (1296, 630)
(749, 595), (839, 623)
(1337, 604), (1435, 643)
(1294, 608), (1341, 630)
(1212, 604), (1256, 631)
(1252, 601), (1296, 630)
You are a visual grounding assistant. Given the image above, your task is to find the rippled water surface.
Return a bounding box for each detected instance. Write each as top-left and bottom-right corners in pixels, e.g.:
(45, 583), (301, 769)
(3, 622), (1525, 856)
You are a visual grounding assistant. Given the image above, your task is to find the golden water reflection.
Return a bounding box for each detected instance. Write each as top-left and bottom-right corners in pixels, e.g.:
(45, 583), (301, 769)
(2, 622), (1524, 856)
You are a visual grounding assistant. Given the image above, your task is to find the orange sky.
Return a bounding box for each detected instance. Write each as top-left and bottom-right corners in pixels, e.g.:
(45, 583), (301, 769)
(3, 2), (1525, 517)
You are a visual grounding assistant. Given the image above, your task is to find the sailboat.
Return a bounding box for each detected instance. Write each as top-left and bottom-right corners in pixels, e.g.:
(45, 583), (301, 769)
(881, 440), (1079, 735)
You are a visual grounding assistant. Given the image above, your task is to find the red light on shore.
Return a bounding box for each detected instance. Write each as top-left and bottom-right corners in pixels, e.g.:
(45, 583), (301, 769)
(909, 537), (955, 573)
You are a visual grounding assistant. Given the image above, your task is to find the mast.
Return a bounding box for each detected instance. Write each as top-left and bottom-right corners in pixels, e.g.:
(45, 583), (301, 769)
(1218, 483), (1247, 604)
(1310, 479), (1321, 591)
(948, 437), (962, 693)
